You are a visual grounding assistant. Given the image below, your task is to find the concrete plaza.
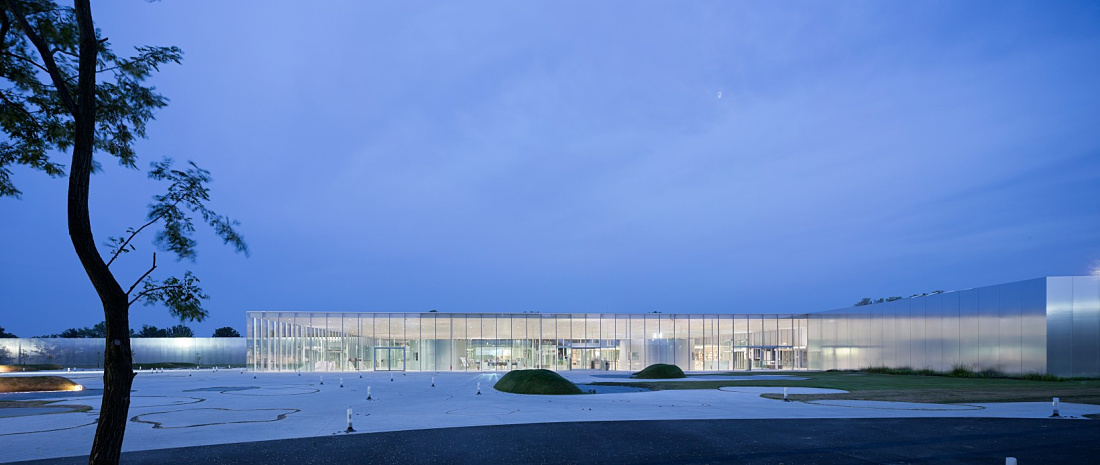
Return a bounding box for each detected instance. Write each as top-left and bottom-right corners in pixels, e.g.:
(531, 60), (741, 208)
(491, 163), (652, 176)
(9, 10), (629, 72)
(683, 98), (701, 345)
(2, 369), (1098, 462)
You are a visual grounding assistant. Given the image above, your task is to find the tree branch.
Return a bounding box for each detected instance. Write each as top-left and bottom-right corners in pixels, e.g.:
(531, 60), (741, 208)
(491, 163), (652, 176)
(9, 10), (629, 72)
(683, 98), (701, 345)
(128, 283), (183, 306)
(3, 0), (77, 116)
(106, 213), (165, 267)
(0, 6), (11, 47)
(2, 50), (51, 74)
(125, 252), (155, 297)
(0, 90), (42, 129)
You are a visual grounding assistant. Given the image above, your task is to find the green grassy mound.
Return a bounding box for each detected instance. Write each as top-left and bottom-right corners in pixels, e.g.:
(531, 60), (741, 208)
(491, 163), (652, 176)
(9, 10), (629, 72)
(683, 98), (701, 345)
(631, 363), (686, 379)
(494, 369), (583, 395)
(0, 376), (82, 393)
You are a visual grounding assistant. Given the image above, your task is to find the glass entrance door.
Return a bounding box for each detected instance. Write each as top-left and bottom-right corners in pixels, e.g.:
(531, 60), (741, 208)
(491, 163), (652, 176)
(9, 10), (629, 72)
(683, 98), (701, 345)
(374, 347), (405, 371)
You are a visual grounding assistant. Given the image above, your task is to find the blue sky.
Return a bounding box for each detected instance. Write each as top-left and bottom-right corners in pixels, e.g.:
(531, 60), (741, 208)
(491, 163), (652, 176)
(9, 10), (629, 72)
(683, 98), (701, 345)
(1, 1), (1099, 337)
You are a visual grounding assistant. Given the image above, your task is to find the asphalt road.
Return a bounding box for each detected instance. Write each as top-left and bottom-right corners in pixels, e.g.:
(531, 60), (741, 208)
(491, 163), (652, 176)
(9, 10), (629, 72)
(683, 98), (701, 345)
(18, 418), (1100, 464)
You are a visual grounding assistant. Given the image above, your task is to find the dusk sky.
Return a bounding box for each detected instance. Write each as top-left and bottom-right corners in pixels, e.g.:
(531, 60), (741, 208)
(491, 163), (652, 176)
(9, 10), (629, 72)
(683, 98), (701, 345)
(1, 1), (1099, 337)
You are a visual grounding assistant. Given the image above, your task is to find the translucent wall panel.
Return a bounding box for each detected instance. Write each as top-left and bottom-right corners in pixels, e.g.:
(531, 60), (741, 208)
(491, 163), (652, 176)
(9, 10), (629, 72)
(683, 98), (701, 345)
(1071, 276), (1100, 377)
(1046, 278), (1074, 377)
(807, 278), (1056, 375)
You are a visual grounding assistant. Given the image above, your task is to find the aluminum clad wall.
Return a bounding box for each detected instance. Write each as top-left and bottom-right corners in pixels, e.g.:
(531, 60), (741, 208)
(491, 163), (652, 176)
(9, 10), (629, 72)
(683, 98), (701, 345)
(1047, 276), (1100, 377)
(1047, 277), (1075, 376)
(809, 278), (1050, 375)
(0, 338), (246, 367)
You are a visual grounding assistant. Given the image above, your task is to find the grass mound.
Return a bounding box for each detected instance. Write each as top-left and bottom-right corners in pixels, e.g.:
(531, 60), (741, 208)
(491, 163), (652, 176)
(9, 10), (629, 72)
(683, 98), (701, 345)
(494, 369), (583, 395)
(631, 364), (686, 379)
(0, 376), (82, 393)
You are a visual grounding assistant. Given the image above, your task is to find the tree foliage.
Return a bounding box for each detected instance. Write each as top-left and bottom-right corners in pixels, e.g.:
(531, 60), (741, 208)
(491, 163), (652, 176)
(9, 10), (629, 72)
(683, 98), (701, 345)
(0, 0), (182, 197)
(212, 326), (240, 337)
(1, 2), (247, 461)
(132, 324), (192, 338)
(38, 321), (108, 338)
(854, 290), (947, 306)
(0, 326), (17, 338)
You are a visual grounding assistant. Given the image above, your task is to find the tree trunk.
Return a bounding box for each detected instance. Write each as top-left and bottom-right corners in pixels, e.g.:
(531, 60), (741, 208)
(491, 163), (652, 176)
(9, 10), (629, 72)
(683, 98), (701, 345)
(62, 2), (135, 464)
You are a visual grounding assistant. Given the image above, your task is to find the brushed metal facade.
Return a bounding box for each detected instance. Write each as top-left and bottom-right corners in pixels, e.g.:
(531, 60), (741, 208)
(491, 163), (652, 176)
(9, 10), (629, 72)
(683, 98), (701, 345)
(0, 337), (246, 367)
(809, 277), (1100, 377)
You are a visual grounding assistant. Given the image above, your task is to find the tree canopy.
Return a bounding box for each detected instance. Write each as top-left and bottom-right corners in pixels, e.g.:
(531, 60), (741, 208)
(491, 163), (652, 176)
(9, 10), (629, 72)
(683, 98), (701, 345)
(1, 2), (247, 461)
(212, 326), (240, 337)
(0, 326), (17, 338)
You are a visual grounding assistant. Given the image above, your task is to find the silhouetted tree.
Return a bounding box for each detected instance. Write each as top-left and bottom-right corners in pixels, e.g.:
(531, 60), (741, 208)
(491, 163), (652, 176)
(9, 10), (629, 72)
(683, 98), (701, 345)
(0, 326), (16, 338)
(134, 325), (166, 338)
(0, 2), (247, 462)
(212, 327), (240, 337)
(165, 324), (193, 338)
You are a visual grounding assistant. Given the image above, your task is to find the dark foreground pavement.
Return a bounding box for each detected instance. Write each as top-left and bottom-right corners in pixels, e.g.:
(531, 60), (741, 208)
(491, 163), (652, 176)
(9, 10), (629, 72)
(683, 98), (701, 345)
(18, 418), (1100, 464)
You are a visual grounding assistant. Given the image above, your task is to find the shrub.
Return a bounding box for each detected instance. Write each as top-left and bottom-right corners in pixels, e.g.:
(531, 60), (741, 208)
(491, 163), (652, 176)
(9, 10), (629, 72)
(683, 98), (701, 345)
(631, 363), (686, 379)
(0, 376), (82, 393)
(949, 363), (975, 378)
(494, 369), (583, 395)
(1022, 373), (1066, 382)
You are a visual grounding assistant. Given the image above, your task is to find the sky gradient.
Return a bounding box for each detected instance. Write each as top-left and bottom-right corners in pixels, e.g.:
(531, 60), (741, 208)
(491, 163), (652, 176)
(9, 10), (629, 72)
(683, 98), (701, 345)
(2, 1), (1099, 337)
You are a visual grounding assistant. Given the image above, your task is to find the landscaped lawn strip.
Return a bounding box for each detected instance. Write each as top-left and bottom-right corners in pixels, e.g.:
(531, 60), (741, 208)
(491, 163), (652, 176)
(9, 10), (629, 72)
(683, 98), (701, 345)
(589, 371), (1100, 405)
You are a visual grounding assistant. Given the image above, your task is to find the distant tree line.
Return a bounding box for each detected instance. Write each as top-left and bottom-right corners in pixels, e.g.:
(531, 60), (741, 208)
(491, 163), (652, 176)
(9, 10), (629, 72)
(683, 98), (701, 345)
(854, 290), (945, 307)
(20, 322), (240, 338)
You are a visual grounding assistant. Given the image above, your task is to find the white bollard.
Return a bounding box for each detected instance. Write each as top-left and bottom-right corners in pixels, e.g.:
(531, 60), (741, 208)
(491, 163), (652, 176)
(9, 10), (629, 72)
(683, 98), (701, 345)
(320, 376), (324, 386)
(345, 408), (355, 433)
(477, 382), (482, 395)
(783, 387), (790, 402)
(340, 378), (344, 388)
(366, 386), (373, 401)
(1051, 397), (1060, 417)
(431, 376), (435, 387)
(390, 373), (394, 382)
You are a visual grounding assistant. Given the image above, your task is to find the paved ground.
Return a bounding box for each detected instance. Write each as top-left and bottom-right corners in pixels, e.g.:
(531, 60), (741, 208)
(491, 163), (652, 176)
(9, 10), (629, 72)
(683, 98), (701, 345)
(4, 370), (1100, 462)
(16, 418), (1100, 464)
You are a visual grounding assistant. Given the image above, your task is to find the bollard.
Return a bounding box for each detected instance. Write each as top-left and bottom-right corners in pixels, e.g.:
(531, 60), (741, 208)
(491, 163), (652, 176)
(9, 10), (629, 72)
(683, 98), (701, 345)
(188, 370), (192, 377)
(1006, 458), (1017, 465)
(783, 387), (790, 402)
(477, 382), (482, 395)
(340, 378), (344, 388)
(390, 373), (394, 382)
(320, 376), (324, 385)
(346, 408), (355, 433)
(366, 386), (373, 401)
(431, 376), (435, 387)
(1051, 397), (1060, 417)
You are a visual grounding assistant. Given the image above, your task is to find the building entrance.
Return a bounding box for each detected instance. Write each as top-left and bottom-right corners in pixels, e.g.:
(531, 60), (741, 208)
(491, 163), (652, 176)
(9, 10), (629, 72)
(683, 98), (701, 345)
(374, 347), (405, 371)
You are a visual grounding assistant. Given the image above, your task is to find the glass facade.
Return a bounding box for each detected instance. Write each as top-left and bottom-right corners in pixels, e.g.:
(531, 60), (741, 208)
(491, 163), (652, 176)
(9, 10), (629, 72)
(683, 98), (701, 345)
(242, 276), (1100, 377)
(247, 313), (809, 373)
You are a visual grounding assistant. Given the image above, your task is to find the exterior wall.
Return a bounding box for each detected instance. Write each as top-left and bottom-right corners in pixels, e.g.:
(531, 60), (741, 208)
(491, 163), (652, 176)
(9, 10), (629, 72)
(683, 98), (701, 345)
(808, 278), (1050, 375)
(247, 313), (809, 373)
(1047, 276), (1100, 378)
(0, 338), (246, 367)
